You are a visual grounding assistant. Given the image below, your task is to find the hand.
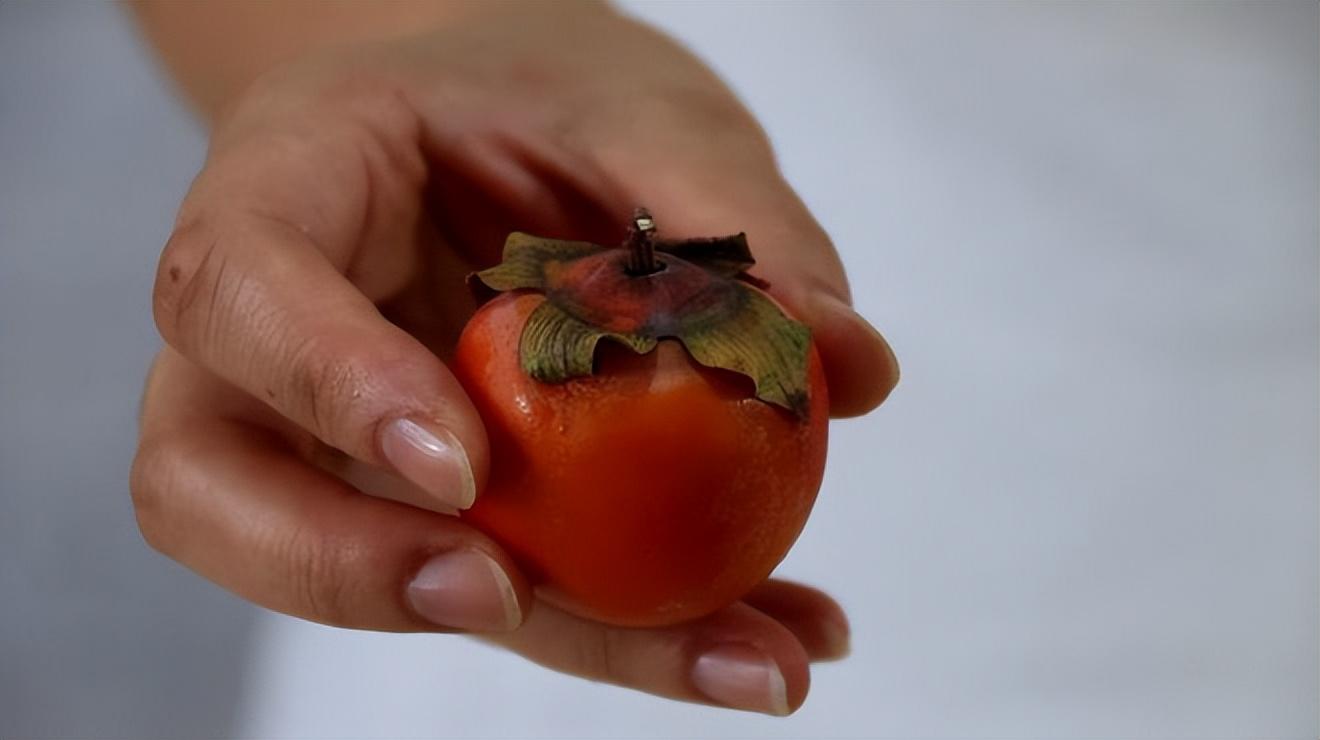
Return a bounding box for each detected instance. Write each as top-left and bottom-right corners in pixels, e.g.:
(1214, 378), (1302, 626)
(131, 5), (898, 716)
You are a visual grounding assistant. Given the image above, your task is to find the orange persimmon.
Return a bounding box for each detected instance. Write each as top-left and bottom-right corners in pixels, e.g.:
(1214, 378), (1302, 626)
(453, 210), (829, 627)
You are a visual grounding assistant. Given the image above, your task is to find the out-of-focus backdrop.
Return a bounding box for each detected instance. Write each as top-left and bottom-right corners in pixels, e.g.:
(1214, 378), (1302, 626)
(1, 2), (1315, 737)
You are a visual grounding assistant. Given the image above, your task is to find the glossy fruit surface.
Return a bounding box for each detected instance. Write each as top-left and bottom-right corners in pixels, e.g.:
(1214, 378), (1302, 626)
(454, 291), (828, 627)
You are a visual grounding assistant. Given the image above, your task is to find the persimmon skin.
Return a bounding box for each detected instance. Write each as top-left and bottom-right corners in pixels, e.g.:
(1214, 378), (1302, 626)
(453, 291), (829, 627)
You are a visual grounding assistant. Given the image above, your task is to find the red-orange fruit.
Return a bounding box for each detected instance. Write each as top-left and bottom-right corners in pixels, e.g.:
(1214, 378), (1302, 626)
(454, 210), (828, 627)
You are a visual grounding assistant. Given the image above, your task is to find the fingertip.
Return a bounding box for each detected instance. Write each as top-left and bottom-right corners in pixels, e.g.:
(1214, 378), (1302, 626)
(379, 417), (478, 510)
(694, 605), (813, 716)
(769, 650), (811, 717)
(810, 294), (900, 417)
(131, 399), (527, 633)
(690, 642), (800, 716)
(406, 546), (526, 632)
(743, 580), (852, 663)
(365, 357), (492, 514)
(818, 618), (852, 662)
(431, 370), (493, 496)
(779, 636), (812, 715)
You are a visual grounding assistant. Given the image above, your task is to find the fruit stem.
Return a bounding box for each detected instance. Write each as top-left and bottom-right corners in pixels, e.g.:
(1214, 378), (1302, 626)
(625, 207), (660, 276)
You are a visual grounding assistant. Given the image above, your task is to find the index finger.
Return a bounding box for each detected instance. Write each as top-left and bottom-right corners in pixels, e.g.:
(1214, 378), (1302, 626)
(154, 82), (488, 512)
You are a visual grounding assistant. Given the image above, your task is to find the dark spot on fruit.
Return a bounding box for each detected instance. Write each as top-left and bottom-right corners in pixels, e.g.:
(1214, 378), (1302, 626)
(168, 265), (181, 282)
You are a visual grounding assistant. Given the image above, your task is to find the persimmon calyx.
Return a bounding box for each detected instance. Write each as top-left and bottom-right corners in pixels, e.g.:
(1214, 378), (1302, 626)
(471, 211), (812, 415)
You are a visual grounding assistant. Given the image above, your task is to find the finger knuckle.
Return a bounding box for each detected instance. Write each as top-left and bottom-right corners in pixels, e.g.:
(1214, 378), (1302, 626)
(576, 627), (631, 685)
(157, 214), (270, 371)
(153, 218), (223, 351)
(285, 335), (375, 450)
(278, 525), (358, 628)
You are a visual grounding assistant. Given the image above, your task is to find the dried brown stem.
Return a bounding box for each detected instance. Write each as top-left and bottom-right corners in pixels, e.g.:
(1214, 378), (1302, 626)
(625, 207), (660, 275)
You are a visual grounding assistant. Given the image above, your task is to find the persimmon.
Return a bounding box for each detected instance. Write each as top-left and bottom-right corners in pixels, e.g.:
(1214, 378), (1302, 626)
(453, 210), (828, 627)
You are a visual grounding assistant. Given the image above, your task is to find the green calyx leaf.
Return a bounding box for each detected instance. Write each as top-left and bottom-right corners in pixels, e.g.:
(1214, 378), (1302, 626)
(520, 300), (658, 381)
(679, 288), (813, 414)
(471, 218), (813, 416)
(473, 232), (601, 291)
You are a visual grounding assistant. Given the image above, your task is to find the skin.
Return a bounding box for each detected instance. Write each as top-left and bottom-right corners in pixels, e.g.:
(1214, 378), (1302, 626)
(128, 0), (899, 715)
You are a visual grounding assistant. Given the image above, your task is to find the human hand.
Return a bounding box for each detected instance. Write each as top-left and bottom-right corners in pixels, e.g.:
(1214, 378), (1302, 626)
(131, 5), (898, 716)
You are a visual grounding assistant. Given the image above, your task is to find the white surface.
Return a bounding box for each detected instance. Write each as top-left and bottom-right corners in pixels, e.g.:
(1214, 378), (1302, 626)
(234, 2), (1318, 738)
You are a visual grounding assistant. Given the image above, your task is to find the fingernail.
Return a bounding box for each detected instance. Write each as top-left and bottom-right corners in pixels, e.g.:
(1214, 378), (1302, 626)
(691, 643), (791, 716)
(381, 418), (476, 510)
(407, 549), (521, 632)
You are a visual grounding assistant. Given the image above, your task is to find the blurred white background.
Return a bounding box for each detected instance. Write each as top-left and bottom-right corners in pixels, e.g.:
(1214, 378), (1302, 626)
(1, 2), (1316, 738)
